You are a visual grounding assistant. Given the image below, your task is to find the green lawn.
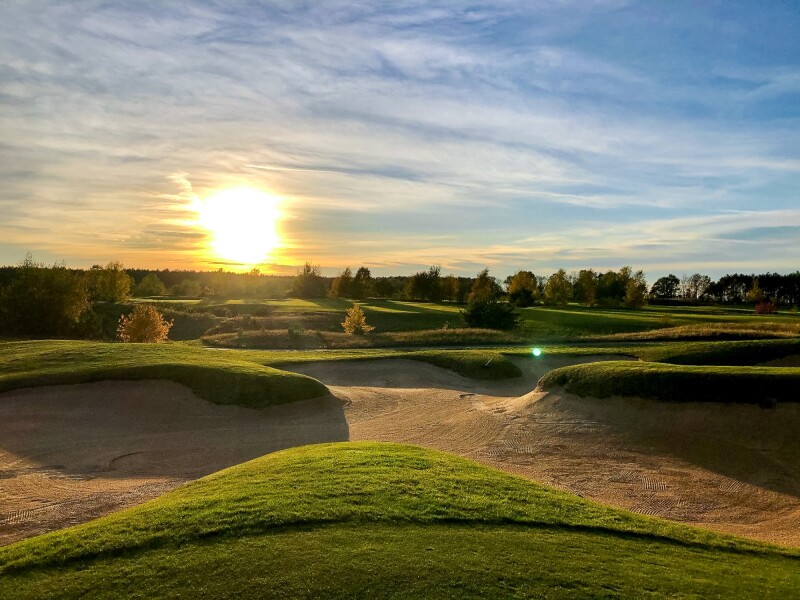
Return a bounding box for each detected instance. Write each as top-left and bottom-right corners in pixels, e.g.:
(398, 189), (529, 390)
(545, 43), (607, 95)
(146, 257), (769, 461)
(518, 304), (799, 339)
(0, 340), (326, 409)
(1, 443), (797, 599)
(125, 297), (800, 347)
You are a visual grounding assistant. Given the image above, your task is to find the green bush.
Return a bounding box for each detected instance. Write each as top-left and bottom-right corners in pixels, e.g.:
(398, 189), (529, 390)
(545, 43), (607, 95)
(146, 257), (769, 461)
(461, 299), (519, 330)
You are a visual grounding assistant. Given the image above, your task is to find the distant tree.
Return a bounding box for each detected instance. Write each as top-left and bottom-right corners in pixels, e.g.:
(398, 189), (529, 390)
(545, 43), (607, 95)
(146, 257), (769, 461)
(117, 305), (173, 343)
(650, 274), (680, 299)
(331, 267), (354, 298)
(352, 266), (373, 299)
(467, 269), (500, 303)
(0, 254), (89, 337)
(507, 270), (537, 307)
(87, 261), (133, 303)
(442, 274), (460, 302)
(341, 304), (375, 334)
(171, 278), (202, 297)
(597, 271), (620, 306)
(681, 273), (712, 301)
(291, 262), (328, 298)
(573, 269), (598, 306)
(460, 269), (519, 329)
(624, 270), (648, 308)
(543, 269), (572, 305)
(405, 265), (443, 301)
(133, 273), (166, 297)
(374, 278), (396, 298)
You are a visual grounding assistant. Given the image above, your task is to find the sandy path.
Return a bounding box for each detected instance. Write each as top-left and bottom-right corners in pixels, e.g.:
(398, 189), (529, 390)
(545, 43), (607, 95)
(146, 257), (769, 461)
(2, 354), (799, 547)
(0, 381), (347, 545)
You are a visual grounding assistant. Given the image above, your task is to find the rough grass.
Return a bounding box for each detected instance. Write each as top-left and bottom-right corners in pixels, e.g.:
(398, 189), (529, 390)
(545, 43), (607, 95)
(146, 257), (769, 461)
(1, 443), (797, 599)
(539, 360), (800, 404)
(202, 327), (523, 349)
(0, 340), (327, 409)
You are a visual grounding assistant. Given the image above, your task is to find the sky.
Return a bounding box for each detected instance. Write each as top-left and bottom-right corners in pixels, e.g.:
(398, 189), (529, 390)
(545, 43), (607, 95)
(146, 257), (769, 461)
(1, 0), (799, 280)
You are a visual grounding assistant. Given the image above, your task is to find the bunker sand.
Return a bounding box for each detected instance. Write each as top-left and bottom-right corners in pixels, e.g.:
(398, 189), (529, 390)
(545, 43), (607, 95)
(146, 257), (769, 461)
(293, 357), (800, 547)
(2, 356), (799, 547)
(0, 381), (347, 545)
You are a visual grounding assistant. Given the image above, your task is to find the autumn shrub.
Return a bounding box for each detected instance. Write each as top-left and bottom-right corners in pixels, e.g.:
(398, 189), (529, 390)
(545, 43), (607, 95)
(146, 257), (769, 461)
(342, 304), (374, 335)
(117, 305), (173, 343)
(755, 301), (777, 315)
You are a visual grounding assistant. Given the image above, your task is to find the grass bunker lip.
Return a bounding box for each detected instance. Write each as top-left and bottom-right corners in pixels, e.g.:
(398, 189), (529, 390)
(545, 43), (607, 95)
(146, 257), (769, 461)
(539, 360), (800, 404)
(0, 340), (328, 409)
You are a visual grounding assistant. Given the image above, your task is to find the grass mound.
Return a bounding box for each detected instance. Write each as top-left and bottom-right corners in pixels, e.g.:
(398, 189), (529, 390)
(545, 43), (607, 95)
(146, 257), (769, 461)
(637, 338), (800, 365)
(540, 360), (800, 404)
(0, 340), (327, 409)
(1, 443), (797, 598)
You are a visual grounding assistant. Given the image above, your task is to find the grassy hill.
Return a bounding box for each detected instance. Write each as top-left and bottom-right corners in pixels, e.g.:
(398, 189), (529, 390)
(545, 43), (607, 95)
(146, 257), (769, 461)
(0, 340), (327, 408)
(1, 443), (797, 599)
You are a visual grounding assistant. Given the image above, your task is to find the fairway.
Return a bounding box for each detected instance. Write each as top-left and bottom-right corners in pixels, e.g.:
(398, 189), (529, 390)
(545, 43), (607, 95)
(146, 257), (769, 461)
(128, 297), (800, 348)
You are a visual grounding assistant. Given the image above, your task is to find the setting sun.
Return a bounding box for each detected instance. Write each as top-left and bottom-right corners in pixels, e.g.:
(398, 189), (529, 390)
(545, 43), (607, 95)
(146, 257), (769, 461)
(194, 188), (281, 266)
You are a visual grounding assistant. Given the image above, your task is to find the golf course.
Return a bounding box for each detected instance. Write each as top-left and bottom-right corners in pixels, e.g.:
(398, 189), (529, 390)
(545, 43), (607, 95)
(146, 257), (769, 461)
(1, 298), (800, 598)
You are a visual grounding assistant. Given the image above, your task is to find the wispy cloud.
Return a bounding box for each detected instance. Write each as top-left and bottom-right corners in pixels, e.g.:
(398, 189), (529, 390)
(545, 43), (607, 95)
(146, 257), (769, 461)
(0, 1), (798, 277)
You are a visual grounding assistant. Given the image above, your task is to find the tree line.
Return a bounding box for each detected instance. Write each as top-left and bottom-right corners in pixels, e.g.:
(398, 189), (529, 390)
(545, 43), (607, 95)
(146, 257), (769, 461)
(649, 272), (800, 306)
(2, 254), (798, 338)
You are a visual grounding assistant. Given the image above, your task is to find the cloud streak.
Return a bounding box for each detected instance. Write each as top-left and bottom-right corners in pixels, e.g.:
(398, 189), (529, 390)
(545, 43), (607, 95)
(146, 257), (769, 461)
(0, 0), (798, 278)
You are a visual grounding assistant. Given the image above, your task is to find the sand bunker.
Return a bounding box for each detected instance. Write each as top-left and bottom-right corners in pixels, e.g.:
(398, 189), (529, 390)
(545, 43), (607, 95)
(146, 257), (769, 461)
(0, 380), (347, 545)
(2, 354), (799, 547)
(289, 357), (800, 547)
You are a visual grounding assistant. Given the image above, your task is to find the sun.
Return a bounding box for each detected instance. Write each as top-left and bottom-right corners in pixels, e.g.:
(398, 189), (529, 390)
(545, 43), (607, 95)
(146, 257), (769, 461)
(195, 188), (282, 266)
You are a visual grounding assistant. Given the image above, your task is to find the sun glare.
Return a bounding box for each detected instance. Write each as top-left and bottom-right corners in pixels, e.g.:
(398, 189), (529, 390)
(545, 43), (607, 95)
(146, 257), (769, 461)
(195, 188), (281, 266)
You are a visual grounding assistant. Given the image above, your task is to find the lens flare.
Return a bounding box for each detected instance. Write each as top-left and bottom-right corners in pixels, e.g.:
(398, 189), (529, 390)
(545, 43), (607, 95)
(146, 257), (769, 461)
(532, 347), (542, 357)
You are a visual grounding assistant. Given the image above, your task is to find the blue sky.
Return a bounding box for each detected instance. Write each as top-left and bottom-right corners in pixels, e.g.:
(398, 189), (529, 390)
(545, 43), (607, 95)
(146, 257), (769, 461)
(1, 0), (798, 279)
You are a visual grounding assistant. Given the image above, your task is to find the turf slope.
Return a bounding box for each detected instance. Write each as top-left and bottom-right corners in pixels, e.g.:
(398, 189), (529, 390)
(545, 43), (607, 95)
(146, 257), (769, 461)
(1, 443), (797, 599)
(0, 340), (327, 408)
